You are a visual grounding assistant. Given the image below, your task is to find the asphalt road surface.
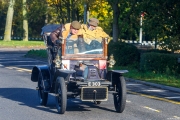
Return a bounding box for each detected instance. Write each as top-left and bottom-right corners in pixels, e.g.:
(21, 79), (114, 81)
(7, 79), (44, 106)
(0, 49), (180, 120)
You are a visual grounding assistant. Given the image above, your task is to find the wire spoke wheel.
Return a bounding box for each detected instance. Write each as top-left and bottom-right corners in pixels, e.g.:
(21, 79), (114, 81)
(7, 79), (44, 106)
(113, 76), (126, 113)
(55, 77), (67, 114)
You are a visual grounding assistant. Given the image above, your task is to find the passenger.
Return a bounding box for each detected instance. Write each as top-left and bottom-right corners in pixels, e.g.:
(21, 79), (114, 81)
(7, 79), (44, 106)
(81, 18), (110, 50)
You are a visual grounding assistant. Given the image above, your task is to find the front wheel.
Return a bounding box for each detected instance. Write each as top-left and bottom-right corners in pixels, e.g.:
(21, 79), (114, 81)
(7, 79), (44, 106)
(55, 77), (67, 114)
(113, 76), (126, 113)
(38, 73), (48, 106)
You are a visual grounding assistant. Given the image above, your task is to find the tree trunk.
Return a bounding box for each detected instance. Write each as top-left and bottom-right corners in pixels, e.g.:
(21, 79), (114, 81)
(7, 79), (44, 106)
(66, 0), (71, 22)
(3, 0), (15, 41)
(71, 0), (75, 21)
(111, 0), (120, 42)
(76, 8), (80, 21)
(23, 0), (28, 41)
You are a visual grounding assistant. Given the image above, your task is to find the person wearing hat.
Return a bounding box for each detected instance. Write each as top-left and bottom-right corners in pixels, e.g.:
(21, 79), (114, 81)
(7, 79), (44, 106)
(50, 20), (81, 44)
(88, 18), (99, 31)
(81, 18), (110, 50)
(50, 20), (86, 54)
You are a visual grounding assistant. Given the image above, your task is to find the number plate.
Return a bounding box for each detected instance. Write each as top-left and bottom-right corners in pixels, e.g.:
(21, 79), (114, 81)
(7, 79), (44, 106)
(88, 82), (101, 86)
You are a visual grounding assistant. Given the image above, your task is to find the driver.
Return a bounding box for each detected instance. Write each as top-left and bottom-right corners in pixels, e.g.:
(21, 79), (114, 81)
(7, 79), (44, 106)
(50, 21), (81, 45)
(50, 21), (85, 54)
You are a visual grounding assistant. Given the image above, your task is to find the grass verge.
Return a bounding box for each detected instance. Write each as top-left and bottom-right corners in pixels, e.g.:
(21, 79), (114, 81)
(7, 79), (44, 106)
(0, 40), (45, 48)
(112, 66), (180, 88)
(25, 49), (47, 58)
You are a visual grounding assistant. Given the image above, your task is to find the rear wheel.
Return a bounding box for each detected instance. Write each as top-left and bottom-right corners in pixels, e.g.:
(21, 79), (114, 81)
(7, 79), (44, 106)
(38, 73), (48, 106)
(113, 76), (126, 113)
(55, 77), (67, 114)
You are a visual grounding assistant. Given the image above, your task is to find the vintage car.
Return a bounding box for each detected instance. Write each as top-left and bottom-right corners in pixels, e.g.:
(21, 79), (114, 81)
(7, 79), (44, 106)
(31, 24), (128, 114)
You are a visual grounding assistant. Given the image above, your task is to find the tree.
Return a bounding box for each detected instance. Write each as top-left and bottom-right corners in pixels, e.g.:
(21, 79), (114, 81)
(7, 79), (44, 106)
(139, 0), (180, 52)
(110, 0), (120, 42)
(0, 0), (8, 36)
(3, 0), (15, 41)
(26, 0), (47, 37)
(22, 0), (28, 41)
(46, 0), (81, 23)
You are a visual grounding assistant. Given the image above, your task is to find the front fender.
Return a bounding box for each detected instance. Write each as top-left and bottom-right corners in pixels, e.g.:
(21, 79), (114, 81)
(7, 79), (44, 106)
(54, 69), (76, 82)
(31, 65), (50, 82)
(106, 70), (128, 85)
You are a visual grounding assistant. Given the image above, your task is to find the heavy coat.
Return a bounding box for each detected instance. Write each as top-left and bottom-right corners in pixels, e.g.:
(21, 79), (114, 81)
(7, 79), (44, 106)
(81, 24), (110, 44)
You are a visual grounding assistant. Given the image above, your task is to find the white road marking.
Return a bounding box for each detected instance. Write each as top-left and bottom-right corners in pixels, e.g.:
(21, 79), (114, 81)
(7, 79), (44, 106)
(17, 70), (25, 72)
(126, 83), (142, 86)
(143, 89), (167, 92)
(165, 96), (180, 99)
(143, 106), (160, 112)
(174, 116), (180, 119)
(126, 100), (131, 103)
(167, 116), (180, 120)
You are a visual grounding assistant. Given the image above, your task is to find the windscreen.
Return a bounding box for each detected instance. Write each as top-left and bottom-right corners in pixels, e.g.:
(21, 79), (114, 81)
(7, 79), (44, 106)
(65, 39), (103, 55)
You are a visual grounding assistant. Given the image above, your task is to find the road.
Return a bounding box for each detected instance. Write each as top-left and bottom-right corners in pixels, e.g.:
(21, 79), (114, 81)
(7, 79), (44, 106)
(0, 49), (180, 120)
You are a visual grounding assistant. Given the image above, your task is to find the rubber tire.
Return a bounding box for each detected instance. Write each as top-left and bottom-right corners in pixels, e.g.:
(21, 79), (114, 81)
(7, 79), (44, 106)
(55, 77), (67, 114)
(113, 76), (126, 113)
(38, 73), (48, 106)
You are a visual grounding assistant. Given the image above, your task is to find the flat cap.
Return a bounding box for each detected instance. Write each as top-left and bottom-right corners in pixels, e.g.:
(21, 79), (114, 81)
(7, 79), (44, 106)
(89, 18), (99, 27)
(71, 21), (81, 29)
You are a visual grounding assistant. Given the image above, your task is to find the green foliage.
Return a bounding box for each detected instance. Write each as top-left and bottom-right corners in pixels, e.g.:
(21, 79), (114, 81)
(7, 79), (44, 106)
(13, 0), (23, 37)
(0, 1), (8, 36)
(108, 41), (140, 67)
(26, 49), (47, 58)
(140, 52), (180, 75)
(46, 0), (113, 34)
(140, 49), (172, 54)
(158, 35), (180, 53)
(26, 0), (47, 37)
(118, 0), (140, 40)
(141, 0), (180, 52)
(0, 0), (47, 37)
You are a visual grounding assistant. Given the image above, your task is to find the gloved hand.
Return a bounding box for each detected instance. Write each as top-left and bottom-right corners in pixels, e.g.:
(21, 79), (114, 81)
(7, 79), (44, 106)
(55, 39), (62, 45)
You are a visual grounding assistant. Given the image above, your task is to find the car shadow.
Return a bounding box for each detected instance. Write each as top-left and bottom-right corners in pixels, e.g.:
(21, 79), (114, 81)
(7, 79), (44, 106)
(0, 87), (116, 114)
(0, 87), (57, 114)
(66, 99), (115, 113)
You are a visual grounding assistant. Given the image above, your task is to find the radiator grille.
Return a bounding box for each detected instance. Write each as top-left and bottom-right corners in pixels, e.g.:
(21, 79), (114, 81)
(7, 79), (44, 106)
(81, 87), (108, 101)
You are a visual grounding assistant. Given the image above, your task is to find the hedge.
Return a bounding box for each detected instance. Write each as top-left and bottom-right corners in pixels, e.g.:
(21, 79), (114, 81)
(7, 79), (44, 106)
(140, 52), (180, 75)
(108, 41), (140, 67)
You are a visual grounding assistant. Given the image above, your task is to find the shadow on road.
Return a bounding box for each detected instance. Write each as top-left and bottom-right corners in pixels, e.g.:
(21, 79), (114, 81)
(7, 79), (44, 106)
(0, 87), (116, 114)
(66, 99), (115, 113)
